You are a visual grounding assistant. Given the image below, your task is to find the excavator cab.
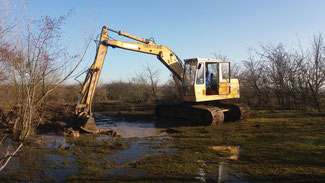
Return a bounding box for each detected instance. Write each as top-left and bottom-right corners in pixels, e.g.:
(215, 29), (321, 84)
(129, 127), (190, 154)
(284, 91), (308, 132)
(182, 58), (240, 102)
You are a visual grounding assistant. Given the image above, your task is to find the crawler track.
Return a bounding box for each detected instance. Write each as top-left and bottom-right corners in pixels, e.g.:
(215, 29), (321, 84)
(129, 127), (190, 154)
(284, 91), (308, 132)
(155, 103), (250, 127)
(217, 103), (250, 122)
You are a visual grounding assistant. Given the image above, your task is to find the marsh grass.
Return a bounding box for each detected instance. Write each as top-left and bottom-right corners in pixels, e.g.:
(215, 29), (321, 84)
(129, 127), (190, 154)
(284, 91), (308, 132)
(133, 110), (325, 182)
(62, 135), (130, 180)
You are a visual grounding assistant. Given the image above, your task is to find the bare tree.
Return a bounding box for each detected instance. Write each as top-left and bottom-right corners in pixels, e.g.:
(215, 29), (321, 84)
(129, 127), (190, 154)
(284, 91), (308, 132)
(260, 44), (287, 108)
(10, 14), (92, 140)
(241, 51), (273, 108)
(0, 0), (25, 172)
(0, 0), (25, 85)
(134, 63), (161, 104)
(160, 78), (180, 103)
(306, 34), (325, 111)
(0, 0), (25, 41)
(0, 136), (22, 171)
(211, 52), (228, 61)
(287, 47), (307, 109)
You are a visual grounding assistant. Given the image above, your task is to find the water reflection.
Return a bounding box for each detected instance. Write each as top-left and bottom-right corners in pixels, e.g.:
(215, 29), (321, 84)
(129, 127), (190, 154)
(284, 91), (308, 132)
(196, 146), (248, 183)
(94, 113), (167, 138)
(211, 163), (248, 183)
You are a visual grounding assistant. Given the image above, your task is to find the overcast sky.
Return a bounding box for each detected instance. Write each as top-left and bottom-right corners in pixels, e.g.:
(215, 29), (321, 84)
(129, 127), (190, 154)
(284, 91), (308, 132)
(27, 0), (325, 84)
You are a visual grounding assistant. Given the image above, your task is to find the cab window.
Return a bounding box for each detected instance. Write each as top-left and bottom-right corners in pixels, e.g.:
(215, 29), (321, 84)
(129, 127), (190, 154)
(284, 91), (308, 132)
(219, 62), (230, 82)
(196, 62), (204, 85)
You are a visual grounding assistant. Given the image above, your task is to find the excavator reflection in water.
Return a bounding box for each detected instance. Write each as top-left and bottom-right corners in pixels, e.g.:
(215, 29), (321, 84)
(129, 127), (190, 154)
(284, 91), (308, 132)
(75, 26), (250, 133)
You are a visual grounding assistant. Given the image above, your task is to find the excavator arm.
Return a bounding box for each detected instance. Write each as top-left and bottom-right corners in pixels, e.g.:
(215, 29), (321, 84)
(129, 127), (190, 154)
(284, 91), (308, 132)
(76, 26), (184, 133)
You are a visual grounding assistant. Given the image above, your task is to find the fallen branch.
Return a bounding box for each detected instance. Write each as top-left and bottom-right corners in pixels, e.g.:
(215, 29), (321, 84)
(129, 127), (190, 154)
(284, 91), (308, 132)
(0, 136), (23, 171)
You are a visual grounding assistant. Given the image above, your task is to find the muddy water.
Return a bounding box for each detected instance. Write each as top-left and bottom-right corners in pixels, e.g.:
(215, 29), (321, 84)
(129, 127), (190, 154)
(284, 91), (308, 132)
(108, 138), (177, 165)
(94, 113), (168, 138)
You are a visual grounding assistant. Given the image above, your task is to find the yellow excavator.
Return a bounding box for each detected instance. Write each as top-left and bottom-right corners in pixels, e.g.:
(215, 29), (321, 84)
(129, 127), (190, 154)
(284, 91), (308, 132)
(75, 26), (250, 133)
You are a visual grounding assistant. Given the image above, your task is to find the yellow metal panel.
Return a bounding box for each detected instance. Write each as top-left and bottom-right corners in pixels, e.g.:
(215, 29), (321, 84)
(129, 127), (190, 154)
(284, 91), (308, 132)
(85, 29), (109, 105)
(219, 83), (230, 95)
(105, 40), (184, 79)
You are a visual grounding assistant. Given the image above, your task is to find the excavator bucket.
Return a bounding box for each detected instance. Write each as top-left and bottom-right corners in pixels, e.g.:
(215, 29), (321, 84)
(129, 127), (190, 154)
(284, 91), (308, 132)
(80, 116), (98, 133)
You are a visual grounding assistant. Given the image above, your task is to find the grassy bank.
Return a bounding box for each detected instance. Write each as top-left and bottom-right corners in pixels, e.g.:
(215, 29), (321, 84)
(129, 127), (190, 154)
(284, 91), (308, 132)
(134, 110), (325, 182)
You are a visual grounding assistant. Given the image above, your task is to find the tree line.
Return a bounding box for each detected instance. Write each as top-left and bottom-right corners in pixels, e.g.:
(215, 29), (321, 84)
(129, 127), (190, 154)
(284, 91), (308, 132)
(239, 35), (325, 111)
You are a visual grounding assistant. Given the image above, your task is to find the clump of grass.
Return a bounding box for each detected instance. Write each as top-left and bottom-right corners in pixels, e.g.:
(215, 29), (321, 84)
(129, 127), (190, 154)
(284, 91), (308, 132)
(57, 135), (130, 180)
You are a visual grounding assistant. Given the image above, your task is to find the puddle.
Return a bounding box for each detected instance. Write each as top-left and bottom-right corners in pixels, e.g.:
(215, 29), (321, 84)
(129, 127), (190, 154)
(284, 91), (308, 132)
(34, 135), (67, 149)
(94, 113), (154, 128)
(106, 126), (167, 138)
(94, 113), (167, 138)
(196, 146), (247, 182)
(43, 153), (78, 182)
(108, 139), (178, 165)
(210, 163), (248, 183)
(0, 133), (177, 181)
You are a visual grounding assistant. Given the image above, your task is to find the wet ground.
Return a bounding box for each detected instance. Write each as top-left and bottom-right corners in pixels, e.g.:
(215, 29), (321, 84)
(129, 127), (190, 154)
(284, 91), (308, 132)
(0, 113), (245, 182)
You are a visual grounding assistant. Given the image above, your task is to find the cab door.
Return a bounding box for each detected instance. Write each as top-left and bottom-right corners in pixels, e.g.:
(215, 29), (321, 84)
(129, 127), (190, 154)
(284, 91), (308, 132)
(206, 62), (218, 95)
(182, 60), (197, 96)
(218, 62), (230, 95)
